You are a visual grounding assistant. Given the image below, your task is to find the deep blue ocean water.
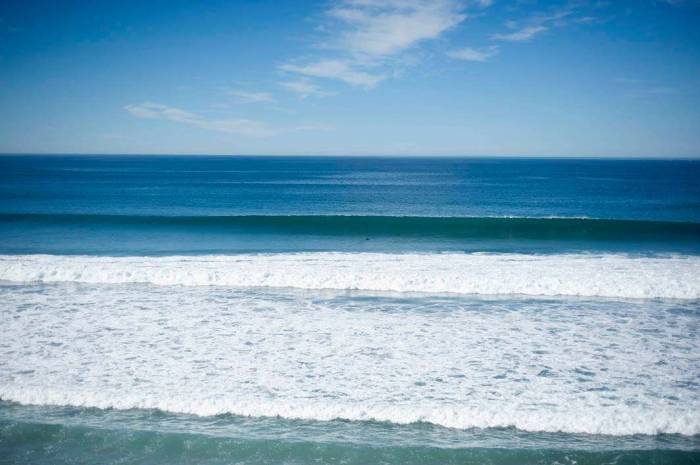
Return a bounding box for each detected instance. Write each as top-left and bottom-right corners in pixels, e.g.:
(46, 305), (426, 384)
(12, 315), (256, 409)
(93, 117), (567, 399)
(0, 155), (699, 464)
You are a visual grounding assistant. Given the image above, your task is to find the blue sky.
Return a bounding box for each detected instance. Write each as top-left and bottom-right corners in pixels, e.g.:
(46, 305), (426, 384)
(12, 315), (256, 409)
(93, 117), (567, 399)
(1, 0), (699, 156)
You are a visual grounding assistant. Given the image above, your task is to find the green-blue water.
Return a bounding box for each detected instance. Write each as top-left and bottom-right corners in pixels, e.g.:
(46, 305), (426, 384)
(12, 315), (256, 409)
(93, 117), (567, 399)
(2, 403), (699, 465)
(1, 156), (699, 464)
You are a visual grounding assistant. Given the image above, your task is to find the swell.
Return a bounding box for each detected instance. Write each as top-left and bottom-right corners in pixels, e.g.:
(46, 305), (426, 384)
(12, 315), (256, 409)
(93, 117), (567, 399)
(2, 213), (699, 241)
(1, 252), (699, 299)
(3, 402), (698, 451)
(1, 389), (699, 436)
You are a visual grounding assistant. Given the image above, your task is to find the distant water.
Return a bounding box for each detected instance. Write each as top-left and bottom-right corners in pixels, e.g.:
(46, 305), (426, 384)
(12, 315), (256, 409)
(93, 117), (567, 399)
(1, 155), (699, 464)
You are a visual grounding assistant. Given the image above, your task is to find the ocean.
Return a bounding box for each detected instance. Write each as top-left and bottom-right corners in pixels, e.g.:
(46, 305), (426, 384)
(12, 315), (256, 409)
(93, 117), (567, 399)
(0, 155), (699, 464)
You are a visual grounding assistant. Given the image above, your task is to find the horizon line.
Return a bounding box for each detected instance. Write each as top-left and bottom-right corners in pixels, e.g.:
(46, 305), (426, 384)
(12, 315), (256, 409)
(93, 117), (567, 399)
(1, 153), (699, 160)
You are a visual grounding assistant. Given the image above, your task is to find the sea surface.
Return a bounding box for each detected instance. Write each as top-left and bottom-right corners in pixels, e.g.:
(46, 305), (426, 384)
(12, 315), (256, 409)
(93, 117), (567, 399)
(0, 155), (699, 464)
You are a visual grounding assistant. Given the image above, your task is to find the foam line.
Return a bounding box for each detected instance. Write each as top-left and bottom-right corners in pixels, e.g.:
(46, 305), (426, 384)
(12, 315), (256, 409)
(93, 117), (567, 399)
(1, 252), (699, 299)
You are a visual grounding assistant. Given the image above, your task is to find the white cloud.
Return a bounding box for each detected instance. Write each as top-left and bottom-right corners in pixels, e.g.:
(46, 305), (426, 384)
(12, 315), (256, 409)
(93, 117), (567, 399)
(327, 0), (467, 57)
(447, 45), (498, 61)
(279, 79), (331, 98)
(491, 5), (584, 42)
(229, 90), (275, 103)
(492, 25), (547, 41)
(124, 102), (276, 137)
(280, 59), (385, 88)
(280, 0), (476, 89)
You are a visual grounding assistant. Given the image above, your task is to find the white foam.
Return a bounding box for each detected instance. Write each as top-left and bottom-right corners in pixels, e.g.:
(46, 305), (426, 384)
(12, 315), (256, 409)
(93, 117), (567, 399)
(1, 284), (699, 436)
(0, 252), (699, 299)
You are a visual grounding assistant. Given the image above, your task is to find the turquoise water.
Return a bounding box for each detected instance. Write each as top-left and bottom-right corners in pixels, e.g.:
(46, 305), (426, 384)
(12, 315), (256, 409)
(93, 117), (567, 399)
(2, 403), (698, 465)
(1, 156), (699, 464)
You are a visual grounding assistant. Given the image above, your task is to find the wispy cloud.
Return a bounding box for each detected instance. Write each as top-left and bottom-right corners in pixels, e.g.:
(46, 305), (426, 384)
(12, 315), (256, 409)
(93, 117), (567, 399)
(280, 0), (480, 89)
(447, 45), (498, 61)
(279, 79), (331, 98)
(229, 90), (275, 103)
(492, 25), (547, 42)
(448, 3), (602, 66)
(280, 59), (384, 88)
(491, 4), (580, 42)
(125, 102), (276, 137)
(327, 0), (466, 58)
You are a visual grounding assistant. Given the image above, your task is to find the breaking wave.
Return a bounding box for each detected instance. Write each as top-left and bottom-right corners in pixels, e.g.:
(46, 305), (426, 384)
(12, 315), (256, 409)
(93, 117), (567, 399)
(1, 252), (699, 299)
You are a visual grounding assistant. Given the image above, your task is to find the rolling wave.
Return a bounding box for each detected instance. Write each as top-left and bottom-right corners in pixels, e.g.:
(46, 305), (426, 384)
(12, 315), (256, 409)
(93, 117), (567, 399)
(1, 252), (698, 299)
(1, 387), (698, 436)
(2, 213), (699, 241)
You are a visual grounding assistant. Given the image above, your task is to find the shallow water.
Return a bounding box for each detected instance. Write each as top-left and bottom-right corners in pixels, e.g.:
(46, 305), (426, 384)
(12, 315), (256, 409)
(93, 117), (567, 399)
(1, 284), (699, 436)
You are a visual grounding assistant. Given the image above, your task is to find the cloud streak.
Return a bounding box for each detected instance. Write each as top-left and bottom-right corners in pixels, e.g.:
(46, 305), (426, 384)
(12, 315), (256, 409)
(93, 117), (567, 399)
(279, 79), (331, 98)
(229, 90), (275, 103)
(491, 5), (581, 42)
(280, 59), (384, 88)
(492, 25), (547, 42)
(125, 102), (276, 137)
(447, 45), (498, 61)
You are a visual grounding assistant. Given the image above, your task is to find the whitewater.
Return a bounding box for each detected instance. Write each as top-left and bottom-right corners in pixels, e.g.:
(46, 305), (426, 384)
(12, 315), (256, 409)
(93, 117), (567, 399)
(1, 283), (698, 436)
(1, 252), (699, 299)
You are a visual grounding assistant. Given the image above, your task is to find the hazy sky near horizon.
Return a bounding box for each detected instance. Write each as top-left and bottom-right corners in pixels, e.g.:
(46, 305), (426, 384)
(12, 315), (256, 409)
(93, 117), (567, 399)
(1, 0), (699, 157)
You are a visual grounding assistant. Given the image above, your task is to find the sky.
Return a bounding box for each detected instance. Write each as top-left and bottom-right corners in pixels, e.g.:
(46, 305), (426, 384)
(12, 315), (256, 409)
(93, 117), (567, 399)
(0, 0), (699, 157)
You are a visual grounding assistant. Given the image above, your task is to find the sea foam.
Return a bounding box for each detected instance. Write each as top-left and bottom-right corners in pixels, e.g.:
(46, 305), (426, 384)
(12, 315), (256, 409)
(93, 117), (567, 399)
(0, 252), (699, 299)
(1, 284), (698, 436)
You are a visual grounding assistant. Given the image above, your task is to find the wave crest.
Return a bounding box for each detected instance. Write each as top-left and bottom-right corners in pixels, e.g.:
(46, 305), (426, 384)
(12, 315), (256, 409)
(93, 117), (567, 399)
(3, 213), (699, 241)
(1, 252), (699, 299)
(1, 388), (698, 436)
